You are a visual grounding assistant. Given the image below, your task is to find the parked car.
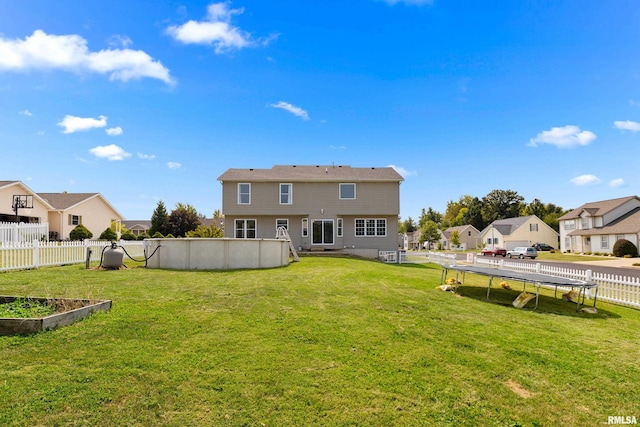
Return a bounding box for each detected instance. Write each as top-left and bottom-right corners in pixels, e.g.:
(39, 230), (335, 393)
(507, 247), (538, 259)
(481, 247), (506, 257)
(532, 243), (554, 251)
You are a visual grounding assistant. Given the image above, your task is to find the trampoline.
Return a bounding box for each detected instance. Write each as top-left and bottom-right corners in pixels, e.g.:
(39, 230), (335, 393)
(440, 264), (598, 311)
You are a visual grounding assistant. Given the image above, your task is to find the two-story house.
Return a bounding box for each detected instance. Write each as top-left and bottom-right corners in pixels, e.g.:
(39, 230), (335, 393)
(217, 165), (403, 257)
(558, 196), (640, 254)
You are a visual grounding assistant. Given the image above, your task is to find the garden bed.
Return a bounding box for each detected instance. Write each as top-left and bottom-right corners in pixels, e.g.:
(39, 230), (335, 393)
(0, 296), (112, 335)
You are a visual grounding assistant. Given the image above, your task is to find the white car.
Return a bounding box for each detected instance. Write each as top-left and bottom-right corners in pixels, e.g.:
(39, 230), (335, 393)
(507, 247), (538, 259)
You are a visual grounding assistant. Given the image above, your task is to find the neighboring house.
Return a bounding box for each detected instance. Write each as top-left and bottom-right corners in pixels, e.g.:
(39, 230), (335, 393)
(122, 220), (151, 236)
(558, 196), (640, 254)
(406, 230), (422, 250)
(478, 215), (559, 251)
(443, 225), (480, 250)
(1, 181), (124, 240)
(218, 165), (403, 257)
(38, 192), (124, 241)
(0, 181), (53, 224)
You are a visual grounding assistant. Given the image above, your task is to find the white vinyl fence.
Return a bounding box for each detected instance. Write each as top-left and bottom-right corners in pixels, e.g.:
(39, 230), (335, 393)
(0, 240), (146, 272)
(0, 222), (49, 244)
(426, 251), (640, 310)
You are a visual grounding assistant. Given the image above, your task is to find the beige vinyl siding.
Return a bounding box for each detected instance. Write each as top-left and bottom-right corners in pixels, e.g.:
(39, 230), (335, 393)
(222, 181), (400, 216)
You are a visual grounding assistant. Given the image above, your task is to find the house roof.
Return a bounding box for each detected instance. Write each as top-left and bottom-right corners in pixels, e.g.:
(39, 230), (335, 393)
(558, 196), (640, 220)
(480, 216), (535, 236)
(38, 193), (101, 210)
(443, 225), (479, 239)
(567, 207), (640, 236)
(217, 165), (404, 182)
(1, 181), (54, 210)
(0, 180), (21, 188)
(38, 192), (124, 219)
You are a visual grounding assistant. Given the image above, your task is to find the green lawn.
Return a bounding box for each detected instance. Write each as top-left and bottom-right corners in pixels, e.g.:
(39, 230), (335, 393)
(1, 257), (639, 426)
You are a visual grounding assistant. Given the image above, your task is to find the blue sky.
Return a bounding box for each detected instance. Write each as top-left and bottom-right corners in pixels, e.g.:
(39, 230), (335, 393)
(1, 0), (639, 221)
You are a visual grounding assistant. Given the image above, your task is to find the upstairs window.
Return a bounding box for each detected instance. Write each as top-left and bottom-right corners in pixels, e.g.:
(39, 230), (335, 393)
(581, 217), (589, 229)
(339, 183), (356, 200)
(280, 183), (292, 205)
(238, 183), (251, 204)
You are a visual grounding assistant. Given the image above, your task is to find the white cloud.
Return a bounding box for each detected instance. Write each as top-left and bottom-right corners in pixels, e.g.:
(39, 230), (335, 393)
(609, 178), (625, 188)
(58, 115), (107, 134)
(167, 161), (182, 169)
(270, 101), (309, 121)
(19, 109), (32, 116)
(137, 152), (156, 160)
(613, 120), (640, 132)
(388, 164), (416, 177)
(0, 30), (173, 84)
(166, 2), (254, 53)
(107, 34), (133, 49)
(528, 125), (596, 148)
(105, 126), (123, 136)
(89, 144), (131, 161)
(570, 174), (601, 186)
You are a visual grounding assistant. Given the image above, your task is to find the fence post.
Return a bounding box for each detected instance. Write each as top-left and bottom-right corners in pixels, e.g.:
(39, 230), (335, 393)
(33, 239), (39, 268)
(586, 269), (593, 298)
(535, 262), (541, 273)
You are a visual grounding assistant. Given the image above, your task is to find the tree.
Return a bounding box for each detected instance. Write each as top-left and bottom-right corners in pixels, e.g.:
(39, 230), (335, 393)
(398, 216), (416, 234)
(164, 203), (201, 237)
(481, 189), (524, 224)
(213, 209), (223, 219)
(69, 224), (93, 241)
(419, 220), (441, 250)
(149, 200), (168, 236)
(450, 230), (461, 248)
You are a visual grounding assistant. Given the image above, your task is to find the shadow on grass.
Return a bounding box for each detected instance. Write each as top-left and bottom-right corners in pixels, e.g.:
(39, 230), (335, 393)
(453, 284), (620, 319)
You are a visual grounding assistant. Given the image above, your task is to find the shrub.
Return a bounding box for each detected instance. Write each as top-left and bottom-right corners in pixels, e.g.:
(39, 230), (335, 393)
(121, 231), (137, 241)
(99, 227), (118, 241)
(152, 232), (164, 238)
(165, 233), (175, 238)
(137, 232), (150, 240)
(613, 239), (638, 258)
(69, 224), (93, 241)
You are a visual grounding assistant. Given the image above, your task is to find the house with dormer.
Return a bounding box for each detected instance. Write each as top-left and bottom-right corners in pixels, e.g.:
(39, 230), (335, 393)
(558, 196), (640, 254)
(217, 165), (403, 257)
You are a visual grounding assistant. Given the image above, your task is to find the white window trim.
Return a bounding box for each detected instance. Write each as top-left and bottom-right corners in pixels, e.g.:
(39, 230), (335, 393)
(301, 218), (308, 237)
(234, 219), (256, 239)
(238, 183), (251, 205)
(337, 218), (343, 237)
(276, 218), (289, 231)
(339, 183), (356, 200)
(279, 183), (293, 205)
(354, 218), (387, 237)
(601, 235), (609, 249)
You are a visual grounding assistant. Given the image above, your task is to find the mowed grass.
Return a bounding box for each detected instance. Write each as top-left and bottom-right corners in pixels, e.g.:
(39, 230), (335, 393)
(1, 257), (639, 426)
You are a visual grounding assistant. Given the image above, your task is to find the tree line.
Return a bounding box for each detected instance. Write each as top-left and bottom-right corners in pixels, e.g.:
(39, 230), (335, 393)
(399, 189), (568, 247)
(147, 201), (224, 238)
